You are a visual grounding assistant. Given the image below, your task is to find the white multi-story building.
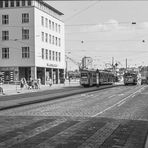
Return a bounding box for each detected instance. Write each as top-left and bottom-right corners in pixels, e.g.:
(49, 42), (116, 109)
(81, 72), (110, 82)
(0, 0), (65, 84)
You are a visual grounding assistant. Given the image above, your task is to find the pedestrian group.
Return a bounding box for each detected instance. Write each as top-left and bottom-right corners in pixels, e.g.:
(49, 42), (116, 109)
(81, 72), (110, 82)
(20, 77), (41, 90)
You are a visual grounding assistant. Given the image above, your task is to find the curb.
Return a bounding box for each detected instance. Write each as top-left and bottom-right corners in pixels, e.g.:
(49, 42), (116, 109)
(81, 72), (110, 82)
(1, 84), (80, 96)
(0, 84), (123, 111)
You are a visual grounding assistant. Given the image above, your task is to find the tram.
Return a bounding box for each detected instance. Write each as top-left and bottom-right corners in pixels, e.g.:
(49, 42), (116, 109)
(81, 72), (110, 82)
(80, 69), (114, 87)
(140, 66), (148, 85)
(123, 71), (137, 85)
(80, 69), (96, 87)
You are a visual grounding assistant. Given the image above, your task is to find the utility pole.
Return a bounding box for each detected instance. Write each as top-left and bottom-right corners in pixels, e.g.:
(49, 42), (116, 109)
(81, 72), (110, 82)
(112, 57), (114, 67)
(126, 58), (127, 70)
(65, 60), (68, 79)
(112, 57), (115, 74)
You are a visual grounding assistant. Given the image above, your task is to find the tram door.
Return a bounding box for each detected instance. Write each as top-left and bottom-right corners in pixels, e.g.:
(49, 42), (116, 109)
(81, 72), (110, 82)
(96, 72), (99, 86)
(89, 72), (93, 86)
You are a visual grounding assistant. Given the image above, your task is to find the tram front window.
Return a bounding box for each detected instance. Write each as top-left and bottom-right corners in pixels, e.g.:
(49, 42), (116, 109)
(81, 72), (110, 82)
(81, 73), (88, 77)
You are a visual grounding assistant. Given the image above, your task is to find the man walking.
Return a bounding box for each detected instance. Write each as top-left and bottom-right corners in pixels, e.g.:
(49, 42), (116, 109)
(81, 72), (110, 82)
(0, 77), (5, 95)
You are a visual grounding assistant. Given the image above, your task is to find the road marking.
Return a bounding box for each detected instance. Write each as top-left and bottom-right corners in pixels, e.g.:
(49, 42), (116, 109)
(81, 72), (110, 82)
(117, 100), (126, 107)
(79, 121), (120, 148)
(141, 93), (148, 95)
(118, 94), (124, 96)
(92, 86), (146, 117)
(108, 95), (116, 99)
(81, 94), (86, 97)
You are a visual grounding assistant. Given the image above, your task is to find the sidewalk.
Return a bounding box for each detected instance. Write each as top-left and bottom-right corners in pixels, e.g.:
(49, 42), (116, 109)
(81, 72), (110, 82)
(0, 79), (80, 96)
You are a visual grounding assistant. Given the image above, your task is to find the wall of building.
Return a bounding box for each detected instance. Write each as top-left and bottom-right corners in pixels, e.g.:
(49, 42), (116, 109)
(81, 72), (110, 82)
(0, 1), (65, 84)
(34, 7), (65, 69)
(0, 7), (35, 67)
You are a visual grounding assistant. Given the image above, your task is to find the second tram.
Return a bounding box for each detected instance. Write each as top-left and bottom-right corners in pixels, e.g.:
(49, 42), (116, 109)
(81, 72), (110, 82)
(123, 71), (137, 85)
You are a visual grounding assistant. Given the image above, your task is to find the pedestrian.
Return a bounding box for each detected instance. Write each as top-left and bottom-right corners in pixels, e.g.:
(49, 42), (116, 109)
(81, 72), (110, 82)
(28, 77), (32, 89)
(49, 78), (52, 87)
(68, 77), (71, 85)
(37, 78), (41, 89)
(34, 79), (38, 89)
(63, 78), (65, 85)
(31, 80), (35, 89)
(23, 77), (28, 89)
(0, 77), (5, 95)
(20, 78), (24, 90)
(0, 87), (4, 95)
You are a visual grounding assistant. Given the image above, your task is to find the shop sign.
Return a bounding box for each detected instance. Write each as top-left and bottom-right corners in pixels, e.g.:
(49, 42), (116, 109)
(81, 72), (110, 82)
(0, 67), (14, 71)
(47, 63), (58, 67)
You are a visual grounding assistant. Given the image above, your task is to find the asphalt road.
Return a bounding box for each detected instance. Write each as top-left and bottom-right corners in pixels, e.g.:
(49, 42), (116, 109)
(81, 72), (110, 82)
(0, 85), (148, 148)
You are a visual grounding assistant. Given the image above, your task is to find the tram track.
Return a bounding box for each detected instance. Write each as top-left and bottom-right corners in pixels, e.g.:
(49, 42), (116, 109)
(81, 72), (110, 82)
(1, 85), (148, 148)
(0, 84), (122, 112)
(91, 85), (146, 117)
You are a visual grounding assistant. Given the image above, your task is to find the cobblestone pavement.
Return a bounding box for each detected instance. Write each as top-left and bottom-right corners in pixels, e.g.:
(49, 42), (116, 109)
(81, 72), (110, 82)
(0, 116), (147, 148)
(0, 85), (148, 147)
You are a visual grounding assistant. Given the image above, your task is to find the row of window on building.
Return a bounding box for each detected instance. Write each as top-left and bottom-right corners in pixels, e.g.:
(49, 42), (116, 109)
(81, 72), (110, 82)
(2, 30), (62, 47)
(1, 13), (61, 28)
(42, 48), (61, 62)
(1, 47), (62, 62)
(41, 16), (61, 33)
(1, 13), (29, 24)
(42, 32), (61, 47)
(2, 29), (30, 40)
(1, 47), (30, 59)
(0, 0), (32, 8)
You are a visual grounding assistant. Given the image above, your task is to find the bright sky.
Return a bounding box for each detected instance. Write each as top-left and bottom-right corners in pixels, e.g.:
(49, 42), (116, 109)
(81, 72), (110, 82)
(47, 1), (148, 70)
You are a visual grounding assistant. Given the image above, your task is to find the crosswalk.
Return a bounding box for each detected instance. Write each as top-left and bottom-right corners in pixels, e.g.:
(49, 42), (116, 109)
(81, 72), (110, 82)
(0, 116), (147, 148)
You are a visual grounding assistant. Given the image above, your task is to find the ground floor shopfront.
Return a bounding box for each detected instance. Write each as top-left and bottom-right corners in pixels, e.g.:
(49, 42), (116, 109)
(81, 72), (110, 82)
(0, 66), (65, 85)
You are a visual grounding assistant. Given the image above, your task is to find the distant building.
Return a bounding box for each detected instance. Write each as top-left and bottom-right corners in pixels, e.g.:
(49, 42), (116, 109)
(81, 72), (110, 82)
(0, 0), (65, 84)
(81, 56), (93, 69)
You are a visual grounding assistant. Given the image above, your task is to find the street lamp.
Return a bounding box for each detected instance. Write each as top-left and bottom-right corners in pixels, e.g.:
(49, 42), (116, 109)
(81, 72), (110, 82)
(65, 52), (71, 79)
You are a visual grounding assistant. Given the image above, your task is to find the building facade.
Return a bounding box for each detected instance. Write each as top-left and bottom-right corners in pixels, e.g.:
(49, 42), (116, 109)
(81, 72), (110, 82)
(0, 0), (65, 84)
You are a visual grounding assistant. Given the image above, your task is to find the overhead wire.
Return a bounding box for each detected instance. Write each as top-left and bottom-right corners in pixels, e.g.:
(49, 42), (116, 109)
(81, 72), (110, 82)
(65, 21), (135, 27)
(65, 39), (146, 42)
(64, 1), (100, 22)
